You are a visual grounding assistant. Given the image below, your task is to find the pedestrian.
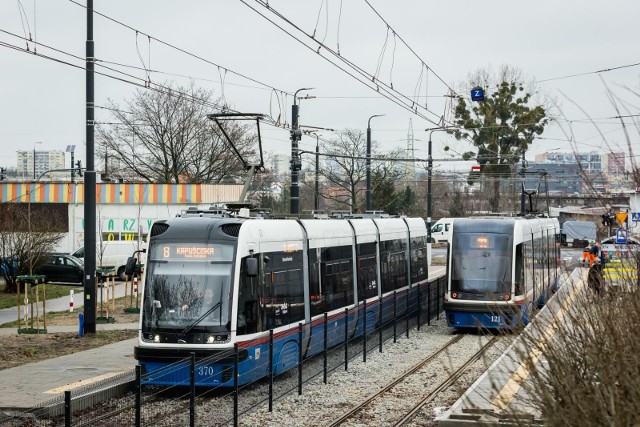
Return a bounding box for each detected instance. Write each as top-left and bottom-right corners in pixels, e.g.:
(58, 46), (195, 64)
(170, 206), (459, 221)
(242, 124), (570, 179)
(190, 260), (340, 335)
(588, 241), (601, 267)
(582, 242), (592, 266)
(587, 257), (604, 300)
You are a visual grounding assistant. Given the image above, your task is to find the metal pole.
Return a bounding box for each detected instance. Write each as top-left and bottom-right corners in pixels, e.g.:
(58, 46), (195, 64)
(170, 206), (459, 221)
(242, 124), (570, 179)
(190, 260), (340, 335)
(33, 146), (36, 180)
(84, 0), (97, 334)
(427, 133), (433, 241)
(520, 152), (526, 215)
(290, 88), (313, 215)
(426, 128), (449, 242)
(366, 115), (384, 211)
(315, 134), (320, 211)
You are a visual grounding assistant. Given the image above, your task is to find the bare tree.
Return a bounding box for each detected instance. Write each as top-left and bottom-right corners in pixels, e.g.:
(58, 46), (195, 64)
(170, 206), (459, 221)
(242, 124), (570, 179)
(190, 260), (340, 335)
(97, 81), (257, 183)
(316, 129), (405, 213)
(0, 203), (65, 293)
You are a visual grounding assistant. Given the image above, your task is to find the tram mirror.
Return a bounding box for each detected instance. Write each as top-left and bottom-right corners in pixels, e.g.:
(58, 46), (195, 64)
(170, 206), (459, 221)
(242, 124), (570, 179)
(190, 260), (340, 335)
(125, 256), (137, 276)
(245, 257), (258, 277)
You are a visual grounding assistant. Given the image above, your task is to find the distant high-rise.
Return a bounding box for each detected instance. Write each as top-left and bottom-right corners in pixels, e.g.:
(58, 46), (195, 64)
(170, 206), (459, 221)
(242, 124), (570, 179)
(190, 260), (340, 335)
(17, 150), (65, 180)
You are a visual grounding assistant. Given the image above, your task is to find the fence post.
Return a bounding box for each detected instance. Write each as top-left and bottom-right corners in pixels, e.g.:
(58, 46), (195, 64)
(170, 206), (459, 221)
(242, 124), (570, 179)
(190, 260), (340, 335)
(234, 344), (239, 427)
(323, 313), (328, 384)
(428, 281), (432, 326)
(417, 286), (422, 331)
(378, 298), (383, 353)
(135, 365), (141, 427)
(363, 301), (367, 363)
(64, 390), (71, 427)
(190, 353), (196, 427)
(269, 330), (274, 412)
(437, 279), (441, 320)
(298, 323), (303, 395)
(406, 286), (410, 339)
(344, 307), (349, 371)
(393, 290), (397, 343)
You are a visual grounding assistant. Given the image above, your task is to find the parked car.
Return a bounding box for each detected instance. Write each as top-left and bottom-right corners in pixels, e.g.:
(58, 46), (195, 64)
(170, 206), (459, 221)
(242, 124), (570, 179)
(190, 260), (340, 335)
(71, 241), (141, 281)
(0, 257), (17, 277)
(35, 253), (84, 284)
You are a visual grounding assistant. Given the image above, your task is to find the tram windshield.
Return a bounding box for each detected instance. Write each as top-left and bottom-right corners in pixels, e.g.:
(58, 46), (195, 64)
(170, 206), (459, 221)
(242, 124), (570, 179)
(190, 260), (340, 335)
(450, 233), (512, 294)
(141, 242), (235, 333)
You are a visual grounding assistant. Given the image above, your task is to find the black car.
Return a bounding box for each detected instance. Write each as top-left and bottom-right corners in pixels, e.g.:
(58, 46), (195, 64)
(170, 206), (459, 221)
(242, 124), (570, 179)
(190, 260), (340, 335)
(35, 254), (84, 284)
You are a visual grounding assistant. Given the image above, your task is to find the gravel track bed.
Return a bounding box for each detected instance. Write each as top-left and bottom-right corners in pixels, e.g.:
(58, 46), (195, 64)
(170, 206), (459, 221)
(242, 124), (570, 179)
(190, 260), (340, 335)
(60, 318), (510, 427)
(233, 319), (510, 427)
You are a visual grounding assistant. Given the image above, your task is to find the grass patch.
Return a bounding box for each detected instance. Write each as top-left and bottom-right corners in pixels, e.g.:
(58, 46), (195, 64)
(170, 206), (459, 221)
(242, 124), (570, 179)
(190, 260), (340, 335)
(0, 284), (83, 310)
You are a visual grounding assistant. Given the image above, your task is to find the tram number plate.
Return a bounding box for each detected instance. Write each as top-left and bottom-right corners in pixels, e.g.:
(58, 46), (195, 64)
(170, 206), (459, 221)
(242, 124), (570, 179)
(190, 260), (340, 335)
(490, 315), (501, 324)
(197, 365), (216, 377)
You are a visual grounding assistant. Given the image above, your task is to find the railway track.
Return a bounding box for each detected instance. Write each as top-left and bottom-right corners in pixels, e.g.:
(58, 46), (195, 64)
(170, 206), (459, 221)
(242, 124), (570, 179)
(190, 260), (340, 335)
(325, 333), (501, 427)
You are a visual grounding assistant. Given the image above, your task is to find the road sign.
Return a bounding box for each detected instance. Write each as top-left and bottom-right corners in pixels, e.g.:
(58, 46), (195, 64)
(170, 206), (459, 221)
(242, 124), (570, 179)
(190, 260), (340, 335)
(616, 228), (628, 244)
(471, 164), (480, 172)
(632, 212), (640, 222)
(616, 212), (628, 225)
(471, 88), (485, 101)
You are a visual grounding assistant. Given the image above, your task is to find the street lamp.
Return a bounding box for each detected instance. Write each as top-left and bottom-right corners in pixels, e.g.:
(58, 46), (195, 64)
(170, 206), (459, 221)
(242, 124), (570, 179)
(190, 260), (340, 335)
(290, 87), (314, 215)
(33, 141), (42, 180)
(366, 114), (384, 211)
(426, 127), (450, 242)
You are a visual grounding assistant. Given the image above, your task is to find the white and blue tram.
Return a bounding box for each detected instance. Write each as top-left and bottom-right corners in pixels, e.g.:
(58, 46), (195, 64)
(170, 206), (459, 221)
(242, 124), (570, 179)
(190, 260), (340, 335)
(443, 216), (560, 329)
(133, 210), (430, 386)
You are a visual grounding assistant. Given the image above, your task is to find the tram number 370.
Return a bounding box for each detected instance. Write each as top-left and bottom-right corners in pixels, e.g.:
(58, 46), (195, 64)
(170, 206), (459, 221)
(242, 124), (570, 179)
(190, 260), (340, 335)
(197, 365), (216, 377)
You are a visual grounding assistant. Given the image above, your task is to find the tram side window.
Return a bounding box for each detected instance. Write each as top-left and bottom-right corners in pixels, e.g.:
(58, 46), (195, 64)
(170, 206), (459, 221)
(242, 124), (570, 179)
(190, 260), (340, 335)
(321, 245), (354, 311)
(514, 244), (524, 296)
(380, 238), (407, 292)
(357, 242), (377, 301)
(238, 255), (262, 334)
(309, 249), (325, 317)
(262, 250), (304, 329)
(410, 236), (428, 283)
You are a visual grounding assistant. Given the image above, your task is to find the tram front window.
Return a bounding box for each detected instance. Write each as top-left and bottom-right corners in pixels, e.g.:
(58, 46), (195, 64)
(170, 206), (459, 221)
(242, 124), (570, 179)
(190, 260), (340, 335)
(141, 243), (234, 333)
(450, 233), (512, 294)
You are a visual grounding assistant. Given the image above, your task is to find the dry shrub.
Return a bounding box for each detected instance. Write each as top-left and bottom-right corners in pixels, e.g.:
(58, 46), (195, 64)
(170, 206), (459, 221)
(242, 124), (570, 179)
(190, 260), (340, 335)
(512, 264), (640, 426)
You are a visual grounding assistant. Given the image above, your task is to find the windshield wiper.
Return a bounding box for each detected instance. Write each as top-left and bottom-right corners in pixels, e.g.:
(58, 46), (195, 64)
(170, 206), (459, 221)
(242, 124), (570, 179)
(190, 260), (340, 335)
(180, 302), (222, 336)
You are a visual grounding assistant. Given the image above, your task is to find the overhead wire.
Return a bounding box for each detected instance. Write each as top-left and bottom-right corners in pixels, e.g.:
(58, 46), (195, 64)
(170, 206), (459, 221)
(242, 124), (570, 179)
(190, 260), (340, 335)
(240, 0), (448, 126)
(362, 0), (456, 95)
(66, 0), (291, 97)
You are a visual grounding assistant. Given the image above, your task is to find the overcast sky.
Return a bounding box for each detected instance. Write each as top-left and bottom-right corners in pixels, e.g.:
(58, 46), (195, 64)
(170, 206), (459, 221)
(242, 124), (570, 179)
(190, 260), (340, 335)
(1, 0), (639, 175)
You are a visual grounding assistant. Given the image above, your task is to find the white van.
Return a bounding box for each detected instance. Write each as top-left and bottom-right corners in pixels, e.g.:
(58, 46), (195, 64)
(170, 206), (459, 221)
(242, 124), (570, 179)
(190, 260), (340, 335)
(430, 218), (454, 243)
(72, 241), (143, 281)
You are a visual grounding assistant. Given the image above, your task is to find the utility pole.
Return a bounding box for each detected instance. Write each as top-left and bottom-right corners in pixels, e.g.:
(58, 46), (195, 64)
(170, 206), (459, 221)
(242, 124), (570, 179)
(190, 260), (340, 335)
(366, 114), (384, 211)
(426, 127), (450, 242)
(520, 152), (526, 215)
(84, 0), (97, 334)
(290, 88), (313, 215)
(313, 133), (320, 211)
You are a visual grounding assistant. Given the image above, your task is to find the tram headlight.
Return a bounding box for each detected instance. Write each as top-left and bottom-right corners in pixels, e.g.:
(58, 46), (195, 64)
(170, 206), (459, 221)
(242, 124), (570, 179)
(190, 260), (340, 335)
(206, 335), (215, 344)
(153, 334), (161, 343)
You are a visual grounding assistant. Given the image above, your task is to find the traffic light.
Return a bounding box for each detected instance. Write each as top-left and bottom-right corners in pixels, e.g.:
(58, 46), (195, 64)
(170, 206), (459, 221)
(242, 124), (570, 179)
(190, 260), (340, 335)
(601, 213), (615, 226)
(290, 157), (302, 172)
(290, 129), (302, 141)
(75, 160), (83, 177)
(0, 167), (5, 181)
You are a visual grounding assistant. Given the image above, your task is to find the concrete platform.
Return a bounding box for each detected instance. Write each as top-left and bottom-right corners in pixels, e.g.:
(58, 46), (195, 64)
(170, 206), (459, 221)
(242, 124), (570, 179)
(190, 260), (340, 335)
(0, 337), (137, 415)
(437, 267), (586, 425)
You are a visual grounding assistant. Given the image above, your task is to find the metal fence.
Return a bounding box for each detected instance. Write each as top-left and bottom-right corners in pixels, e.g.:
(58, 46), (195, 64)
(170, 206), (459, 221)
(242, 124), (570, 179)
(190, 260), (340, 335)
(1, 275), (447, 427)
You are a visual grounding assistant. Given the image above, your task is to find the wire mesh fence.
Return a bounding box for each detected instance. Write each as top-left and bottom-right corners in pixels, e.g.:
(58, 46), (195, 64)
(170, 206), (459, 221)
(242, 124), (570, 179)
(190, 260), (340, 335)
(0, 276), (446, 427)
